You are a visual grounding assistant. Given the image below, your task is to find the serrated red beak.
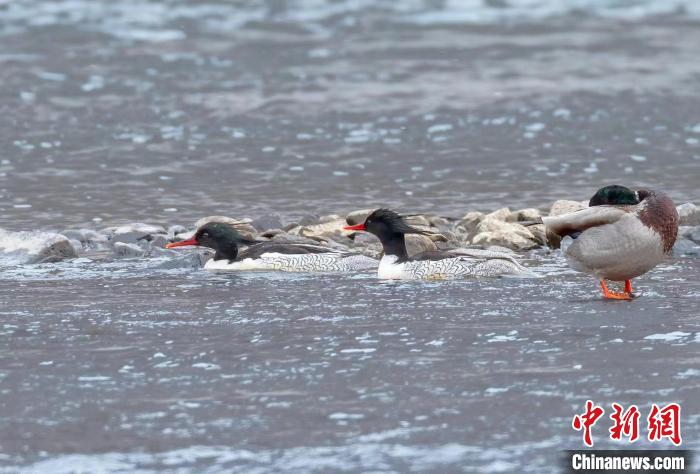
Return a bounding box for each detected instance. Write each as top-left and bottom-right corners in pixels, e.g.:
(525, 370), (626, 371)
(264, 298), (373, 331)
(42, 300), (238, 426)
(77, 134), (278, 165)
(165, 237), (199, 249)
(343, 223), (366, 232)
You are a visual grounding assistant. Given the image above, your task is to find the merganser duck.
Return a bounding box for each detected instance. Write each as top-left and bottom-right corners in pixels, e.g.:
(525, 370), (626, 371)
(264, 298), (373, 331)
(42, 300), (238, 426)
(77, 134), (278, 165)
(166, 222), (377, 272)
(540, 185), (679, 300)
(343, 208), (533, 280)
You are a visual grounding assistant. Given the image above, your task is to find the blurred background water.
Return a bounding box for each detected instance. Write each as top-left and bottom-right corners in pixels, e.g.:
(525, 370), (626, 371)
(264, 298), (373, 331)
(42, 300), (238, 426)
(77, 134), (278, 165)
(0, 0), (699, 229)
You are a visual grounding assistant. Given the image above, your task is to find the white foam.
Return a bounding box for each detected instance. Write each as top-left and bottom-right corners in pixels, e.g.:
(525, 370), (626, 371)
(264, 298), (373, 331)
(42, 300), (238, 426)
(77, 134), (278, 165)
(0, 228), (76, 265)
(643, 331), (691, 342)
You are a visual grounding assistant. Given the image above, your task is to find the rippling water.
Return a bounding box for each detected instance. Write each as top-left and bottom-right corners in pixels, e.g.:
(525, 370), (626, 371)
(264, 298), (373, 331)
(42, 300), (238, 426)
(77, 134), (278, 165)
(1, 1), (699, 472)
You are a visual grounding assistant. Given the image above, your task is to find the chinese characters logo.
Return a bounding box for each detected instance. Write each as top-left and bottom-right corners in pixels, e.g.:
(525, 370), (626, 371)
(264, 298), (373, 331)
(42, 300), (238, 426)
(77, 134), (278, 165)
(572, 400), (681, 447)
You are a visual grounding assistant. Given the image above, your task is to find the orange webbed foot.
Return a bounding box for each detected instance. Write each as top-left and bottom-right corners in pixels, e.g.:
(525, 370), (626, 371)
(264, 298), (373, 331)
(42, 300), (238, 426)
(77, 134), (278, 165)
(600, 280), (633, 301)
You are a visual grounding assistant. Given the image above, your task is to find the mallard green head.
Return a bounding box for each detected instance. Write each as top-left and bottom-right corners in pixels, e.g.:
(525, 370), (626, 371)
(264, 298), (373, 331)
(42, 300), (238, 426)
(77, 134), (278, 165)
(589, 185), (640, 207)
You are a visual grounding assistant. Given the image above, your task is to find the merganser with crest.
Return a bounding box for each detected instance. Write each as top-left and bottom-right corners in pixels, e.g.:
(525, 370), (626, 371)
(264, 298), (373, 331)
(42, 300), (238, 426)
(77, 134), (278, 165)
(539, 185), (678, 300)
(166, 222), (377, 272)
(344, 208), (533, 280)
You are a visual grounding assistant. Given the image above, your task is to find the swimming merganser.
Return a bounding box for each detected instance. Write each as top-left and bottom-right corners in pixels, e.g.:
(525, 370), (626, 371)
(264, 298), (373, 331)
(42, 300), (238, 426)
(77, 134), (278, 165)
(166, 222), (377, 272)
(540, 185), (678, 300)
(343, 208), (533, 280)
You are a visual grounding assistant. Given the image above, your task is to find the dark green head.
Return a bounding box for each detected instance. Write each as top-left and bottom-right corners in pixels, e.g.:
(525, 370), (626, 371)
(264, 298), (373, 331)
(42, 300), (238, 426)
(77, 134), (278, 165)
(589, 185), (640, 207)
(166, 222), (257, 260)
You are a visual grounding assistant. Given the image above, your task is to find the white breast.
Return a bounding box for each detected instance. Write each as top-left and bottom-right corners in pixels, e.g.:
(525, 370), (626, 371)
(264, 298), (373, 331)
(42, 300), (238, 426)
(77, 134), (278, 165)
(377, 255), (407, 279)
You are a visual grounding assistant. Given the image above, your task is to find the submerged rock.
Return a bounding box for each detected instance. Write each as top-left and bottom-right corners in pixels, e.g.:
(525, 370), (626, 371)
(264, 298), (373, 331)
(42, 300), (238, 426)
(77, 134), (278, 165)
(0, 228), (78, 264)
(112, 242), (145, 258)
(105, 223), (168, 245)
(672, 238), (700, 257)
(61, 228), (108, 249)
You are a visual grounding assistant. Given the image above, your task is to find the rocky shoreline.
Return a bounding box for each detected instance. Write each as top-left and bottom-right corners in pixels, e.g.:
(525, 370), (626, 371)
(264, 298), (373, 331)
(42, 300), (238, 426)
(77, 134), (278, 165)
(2, 201), (700, 265)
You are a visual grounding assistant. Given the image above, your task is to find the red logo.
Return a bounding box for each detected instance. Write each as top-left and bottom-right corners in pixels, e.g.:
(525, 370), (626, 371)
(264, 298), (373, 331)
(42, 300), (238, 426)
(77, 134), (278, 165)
(572, 400), (605, 447)
(609, 403), (640, 442)
(572, 401), (682, 447)
(647, 403), (682, 446)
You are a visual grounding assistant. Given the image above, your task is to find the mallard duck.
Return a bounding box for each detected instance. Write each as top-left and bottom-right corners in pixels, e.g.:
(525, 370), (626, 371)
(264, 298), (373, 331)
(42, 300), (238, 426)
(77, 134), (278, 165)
(344, 208), (533, 280)
(541, 185), (679, 300)
(166, 222), (377, 272)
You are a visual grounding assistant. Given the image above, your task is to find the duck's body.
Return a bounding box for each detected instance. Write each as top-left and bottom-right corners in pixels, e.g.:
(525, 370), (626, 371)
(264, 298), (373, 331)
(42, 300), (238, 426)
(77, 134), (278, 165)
(542, 186), (678, 299)
(204, 242), (377, 272)
(345, 208), (533, 280)
(377, 248), (532, 280)
(167, 223), (377, 273)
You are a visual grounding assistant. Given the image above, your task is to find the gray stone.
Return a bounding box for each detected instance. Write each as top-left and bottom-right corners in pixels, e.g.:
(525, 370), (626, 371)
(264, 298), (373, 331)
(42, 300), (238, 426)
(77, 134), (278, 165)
(271, 233), (323, 245)
(260, 228), (285, 238)
(484, 207), (512, 222)
(319, 214), (342, 223)
(167, 225), (188, 236)
(471, 218), (539, 251)
(346, 209), (376, 225)
(549, 200), (587, 216)
(112, 242), (144, 258)
(250, 214), (284, 232)
(61, 228), (108, 249)
(456, 212), (485, 241)
(406, 234), (437, 256)
(0, 228), (78, 264)
(672, 238), (699, 257)
(511, 208), (542, 222)
(107, 223), (168, 245)
(677, 203), (700, 226)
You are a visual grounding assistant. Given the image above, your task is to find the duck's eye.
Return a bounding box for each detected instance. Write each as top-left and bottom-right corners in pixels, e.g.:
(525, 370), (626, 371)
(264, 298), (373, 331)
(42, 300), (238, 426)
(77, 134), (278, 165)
(201, 232), (209, 238)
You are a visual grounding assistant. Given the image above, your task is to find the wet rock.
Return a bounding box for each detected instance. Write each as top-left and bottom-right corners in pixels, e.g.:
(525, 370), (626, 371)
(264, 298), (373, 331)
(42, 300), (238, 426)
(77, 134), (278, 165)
(346, 209), (375, 225)
(290, 219), (347, 238)
(456, 211), (485, 240)
(484, 207), (512, 222)
(260, 228), (285, 238)
(428, 216), (451, 231)
(319, 214), (342, 223)
(106, 223), (168, 245)
(270, 233), (324, 245)
(672, 238), (700, 257)
(549, 200), (587, 216)
(680, 225), (700, 244)
(61, 228), (108, 249)
(0, 229), (78, 264)
(112, 242), (145, 258)
(471, 219), (539, 251)
(406, 234), (437, 256)
(167, 225), (188, 236)
(349, 232), (378, 246)
(528, 224), (547, 245)
(154, 251), (210, 269)
(676, 203), (700, 226)
(296, 214), (320, 227)
(250, 214), (284, 232)
(405, 215), (431, 228)
(511, 208), (542, 222)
